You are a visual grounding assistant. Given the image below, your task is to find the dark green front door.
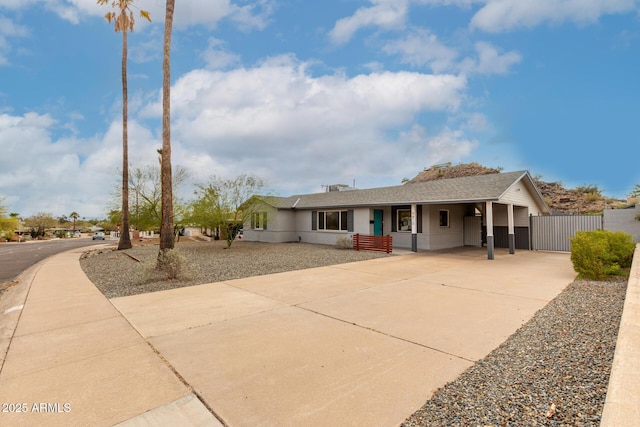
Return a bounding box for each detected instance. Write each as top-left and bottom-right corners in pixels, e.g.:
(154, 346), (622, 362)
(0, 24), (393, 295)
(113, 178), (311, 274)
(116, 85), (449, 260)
(373, 210), (383, 236)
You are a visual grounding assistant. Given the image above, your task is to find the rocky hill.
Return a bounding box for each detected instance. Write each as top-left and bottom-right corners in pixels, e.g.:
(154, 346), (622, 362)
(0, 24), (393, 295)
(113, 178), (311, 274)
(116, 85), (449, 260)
(407, 162), (627, 214)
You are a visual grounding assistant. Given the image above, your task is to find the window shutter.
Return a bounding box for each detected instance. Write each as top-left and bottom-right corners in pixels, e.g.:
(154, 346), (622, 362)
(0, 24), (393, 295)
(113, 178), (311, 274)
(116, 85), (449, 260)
(417, 205), (422, 233)
(311, 211), (317, 230)
(251, 213), (255, 229)
(347, 210), (354, 232)
(391, 207), (397, 232)
(263, 212), (267, 230)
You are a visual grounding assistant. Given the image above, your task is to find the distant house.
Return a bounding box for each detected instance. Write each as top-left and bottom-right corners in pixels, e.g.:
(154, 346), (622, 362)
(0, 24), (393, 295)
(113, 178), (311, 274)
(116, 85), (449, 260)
(243, 171), (550, 259)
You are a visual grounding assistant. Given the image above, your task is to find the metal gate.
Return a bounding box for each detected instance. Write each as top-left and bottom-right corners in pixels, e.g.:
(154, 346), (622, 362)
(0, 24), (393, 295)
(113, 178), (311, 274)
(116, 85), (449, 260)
(463, 216), (482, 246)
(530, 215), (602, 252)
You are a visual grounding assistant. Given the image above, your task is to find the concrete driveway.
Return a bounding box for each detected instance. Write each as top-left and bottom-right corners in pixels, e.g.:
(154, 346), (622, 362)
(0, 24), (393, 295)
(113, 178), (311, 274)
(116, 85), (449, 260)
(111, 248), (575, 427)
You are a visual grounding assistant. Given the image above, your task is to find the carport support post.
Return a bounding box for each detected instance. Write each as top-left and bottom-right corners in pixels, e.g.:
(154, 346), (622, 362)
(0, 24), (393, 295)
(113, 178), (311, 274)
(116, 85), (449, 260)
(508, 203), (515, 254)
(411, 204), (417, 252)
(486, 201), (494, 260)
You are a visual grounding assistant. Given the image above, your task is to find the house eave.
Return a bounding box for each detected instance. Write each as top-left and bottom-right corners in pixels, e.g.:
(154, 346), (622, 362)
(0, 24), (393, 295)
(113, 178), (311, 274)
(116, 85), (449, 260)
(280, 198), (501, 210)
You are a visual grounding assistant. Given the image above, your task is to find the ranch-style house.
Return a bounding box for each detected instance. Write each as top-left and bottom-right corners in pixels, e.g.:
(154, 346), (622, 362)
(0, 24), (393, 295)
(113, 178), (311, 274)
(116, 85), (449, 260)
(242, 171), (550, 259)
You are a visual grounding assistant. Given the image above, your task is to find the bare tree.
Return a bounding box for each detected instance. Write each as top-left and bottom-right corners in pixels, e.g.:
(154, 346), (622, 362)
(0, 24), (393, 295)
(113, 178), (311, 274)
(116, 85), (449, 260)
(109, 163), (189, 231)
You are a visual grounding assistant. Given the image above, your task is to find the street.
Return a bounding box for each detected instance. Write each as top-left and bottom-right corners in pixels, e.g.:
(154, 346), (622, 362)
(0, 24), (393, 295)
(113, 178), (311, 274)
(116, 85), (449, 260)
(0, 238), (111, 283)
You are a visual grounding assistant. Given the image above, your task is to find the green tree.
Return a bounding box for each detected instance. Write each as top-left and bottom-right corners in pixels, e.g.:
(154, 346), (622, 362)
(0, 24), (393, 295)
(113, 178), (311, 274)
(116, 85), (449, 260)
(186, 183), (221, 239)
(159, 0), (176, 260)
(172, 201), (190, 242)
(0, 199), (20, 241)
(187, 174), (267, 248)
(98, 0), (150, 250)
(23, 212), (57, 238)
(70, 211), (79, 232)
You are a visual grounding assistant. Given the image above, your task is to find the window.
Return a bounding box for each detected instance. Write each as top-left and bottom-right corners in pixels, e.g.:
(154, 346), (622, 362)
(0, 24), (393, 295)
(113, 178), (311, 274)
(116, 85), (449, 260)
(391, 205), (422, 233)
(397, 209), (411, 232)
(251, 212), (267, 230)
(439, 210), (449, 227)
(317, 210), (349, 231)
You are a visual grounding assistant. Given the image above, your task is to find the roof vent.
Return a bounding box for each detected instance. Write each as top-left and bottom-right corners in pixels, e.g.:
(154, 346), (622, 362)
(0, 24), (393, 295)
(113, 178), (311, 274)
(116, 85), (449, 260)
(425, 162), (452, 171)
(325, 184), (356, 192)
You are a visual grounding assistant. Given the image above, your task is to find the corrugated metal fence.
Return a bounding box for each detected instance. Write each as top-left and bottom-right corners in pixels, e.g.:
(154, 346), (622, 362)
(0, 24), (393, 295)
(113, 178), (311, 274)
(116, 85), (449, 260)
(530, 215), (603, 252)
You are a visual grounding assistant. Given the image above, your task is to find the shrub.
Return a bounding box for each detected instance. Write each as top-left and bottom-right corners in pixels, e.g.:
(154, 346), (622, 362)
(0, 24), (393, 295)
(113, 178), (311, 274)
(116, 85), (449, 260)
(570, 230), (635, 280)
(606, 231), (636, 268)
(157, 248), (186, 280)
(576, 184), (601, 196)
(335, 236), (353, 250)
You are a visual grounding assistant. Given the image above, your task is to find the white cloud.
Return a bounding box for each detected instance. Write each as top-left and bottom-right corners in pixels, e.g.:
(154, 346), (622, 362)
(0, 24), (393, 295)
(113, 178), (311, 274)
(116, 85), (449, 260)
(459, 41), (522, 75)
(461, 112), (492, 132)
(229, 0), (274, 31)
(0, 0), (274, 30)
(424, 126), (479, 162)
(392, 124), (479, 174)
(0, 0), (39, 9)
(471, 0), (640, 33)
(0, 14), (29, 65)
(329, 0), (409, 45)
(382, 30), (520, 75)
(383, 28), (458, 72)
(0, 54), (481, 215)
(201, 37), (241, 69)
(0, 110), (165, 217)
(363, 61), (386, 73)
(129, 26), (163, 64)
(34, 0), (272, 29)
(0, 112), (85, 215)
(142, 0), (232, 29)
(138, 56), (469, 194)
(412, 0), (482, 5)
(0, 15), (28, 37)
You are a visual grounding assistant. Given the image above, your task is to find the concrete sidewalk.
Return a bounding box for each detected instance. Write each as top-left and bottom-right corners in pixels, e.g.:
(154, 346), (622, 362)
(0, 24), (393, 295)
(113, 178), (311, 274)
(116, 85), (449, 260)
(0, 248), (219, 427)
(1, 246), (576, 426)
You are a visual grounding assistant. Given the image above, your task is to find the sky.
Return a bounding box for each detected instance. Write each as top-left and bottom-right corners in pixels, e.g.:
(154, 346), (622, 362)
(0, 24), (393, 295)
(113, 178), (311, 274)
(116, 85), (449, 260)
(1, 0), (639, 219)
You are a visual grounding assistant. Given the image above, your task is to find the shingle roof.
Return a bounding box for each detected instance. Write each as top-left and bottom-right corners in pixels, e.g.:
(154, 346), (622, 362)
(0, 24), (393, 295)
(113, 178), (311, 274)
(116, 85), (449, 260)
(263, 171), (541, 210)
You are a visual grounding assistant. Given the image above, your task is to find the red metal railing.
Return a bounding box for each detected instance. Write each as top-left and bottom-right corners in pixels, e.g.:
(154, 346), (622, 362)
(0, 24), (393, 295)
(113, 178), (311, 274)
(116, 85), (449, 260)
(353, 234), (392, 253)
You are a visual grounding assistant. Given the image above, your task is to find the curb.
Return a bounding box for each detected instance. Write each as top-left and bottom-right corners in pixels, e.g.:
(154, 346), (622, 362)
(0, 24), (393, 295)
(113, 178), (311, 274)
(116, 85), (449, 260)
(0, 259), (45, 374)
(600, 243), (640, 426)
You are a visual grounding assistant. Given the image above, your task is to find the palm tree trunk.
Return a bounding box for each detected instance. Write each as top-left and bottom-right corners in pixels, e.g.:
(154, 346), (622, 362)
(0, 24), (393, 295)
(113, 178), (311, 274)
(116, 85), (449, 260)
(159, 0), (175, 255)
(118, 28), (132, 250)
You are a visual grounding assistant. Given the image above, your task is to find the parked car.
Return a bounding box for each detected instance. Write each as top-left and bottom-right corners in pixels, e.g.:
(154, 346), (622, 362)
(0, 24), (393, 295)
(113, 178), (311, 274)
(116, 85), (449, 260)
(92, 232), (105, 240)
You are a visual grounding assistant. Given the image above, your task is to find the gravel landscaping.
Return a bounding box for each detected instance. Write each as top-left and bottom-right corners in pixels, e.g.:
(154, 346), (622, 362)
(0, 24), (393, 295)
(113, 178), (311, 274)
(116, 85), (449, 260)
(80, 240), (391, 298)
(403, 278), (627, 427)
